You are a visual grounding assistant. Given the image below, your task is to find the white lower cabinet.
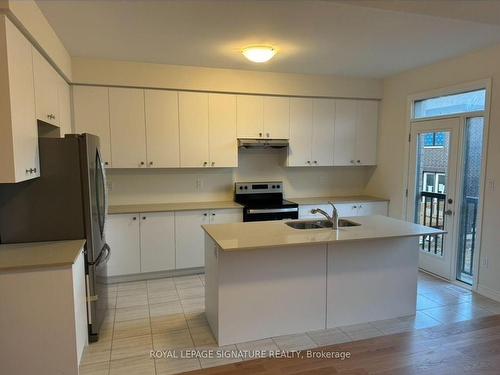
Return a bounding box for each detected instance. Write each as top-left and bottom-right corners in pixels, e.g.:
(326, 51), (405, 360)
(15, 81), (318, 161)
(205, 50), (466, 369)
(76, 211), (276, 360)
(0, 248), (88, 375)
(175, 209), (242, 269)
(106, 208), (242, 276)
(106, 213), (141, 277)
(299, 201), (388, 219)
(175, 210), (210, 269)
(140, 212), (175, 273)
(175, 209), (243, 268)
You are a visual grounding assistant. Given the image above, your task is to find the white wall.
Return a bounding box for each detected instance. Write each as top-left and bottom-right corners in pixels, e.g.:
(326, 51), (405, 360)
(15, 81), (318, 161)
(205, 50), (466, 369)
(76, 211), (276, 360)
(72, 57), (382, 99)
(1, 0), (72, 80)
(108, 149), (374, 205)
(364, 42), (500, 299)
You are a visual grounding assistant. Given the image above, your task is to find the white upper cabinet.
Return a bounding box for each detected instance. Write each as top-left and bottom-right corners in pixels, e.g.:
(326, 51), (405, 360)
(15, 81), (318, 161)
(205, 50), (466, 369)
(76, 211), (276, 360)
(71, 84), (377, 169)
(236, 95), (263, 138)
(334, 99), (379, 166)
(145, 90), (180, 168)
(0, 17), (39, 183)
(263, 96), (290, 139)
(288, 98), (313, 167)
(109, 87), (147, 168)
(288, 98), (334, 167)
(333, 99), (357, 166)
(209, 93), (237, 167)
(140, 212), (176, 273)
(73, 86), (112, 166)
(355, 100), (378, 166)
(179, 91), (210, 167)
(237, 95), (290, 139)
(311, 99), (335, 166)
(32, 47), (59, 127)
(57, 76), (72, 136)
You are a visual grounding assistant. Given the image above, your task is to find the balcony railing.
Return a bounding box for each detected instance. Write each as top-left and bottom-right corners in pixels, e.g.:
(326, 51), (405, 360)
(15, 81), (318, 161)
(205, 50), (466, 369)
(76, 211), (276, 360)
(418, 191), (446, 256)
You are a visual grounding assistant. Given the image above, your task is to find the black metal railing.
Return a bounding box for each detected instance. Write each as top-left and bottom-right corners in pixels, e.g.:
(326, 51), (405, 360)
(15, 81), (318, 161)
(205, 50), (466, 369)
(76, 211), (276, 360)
(458, 196), (479, 277)
(418, 191), (446, 255)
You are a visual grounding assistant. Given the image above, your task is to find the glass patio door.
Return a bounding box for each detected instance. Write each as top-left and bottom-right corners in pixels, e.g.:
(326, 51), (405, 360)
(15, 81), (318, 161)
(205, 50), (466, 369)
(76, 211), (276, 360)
(456, 117), (485, 284)
(407, 118), (461, 279)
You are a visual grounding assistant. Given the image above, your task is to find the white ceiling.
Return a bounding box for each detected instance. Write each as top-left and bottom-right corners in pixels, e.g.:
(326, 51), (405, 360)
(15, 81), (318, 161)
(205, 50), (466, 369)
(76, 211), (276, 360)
(36, 0), (500, 78)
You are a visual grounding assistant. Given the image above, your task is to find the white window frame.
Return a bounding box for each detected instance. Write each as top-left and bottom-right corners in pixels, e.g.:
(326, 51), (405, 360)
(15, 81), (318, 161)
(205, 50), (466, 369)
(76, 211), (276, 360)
(422, 172), (446, 194)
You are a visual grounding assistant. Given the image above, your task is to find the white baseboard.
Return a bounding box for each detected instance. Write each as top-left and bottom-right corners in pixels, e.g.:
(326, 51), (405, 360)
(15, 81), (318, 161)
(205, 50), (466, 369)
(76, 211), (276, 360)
(477, 284), (500, 302)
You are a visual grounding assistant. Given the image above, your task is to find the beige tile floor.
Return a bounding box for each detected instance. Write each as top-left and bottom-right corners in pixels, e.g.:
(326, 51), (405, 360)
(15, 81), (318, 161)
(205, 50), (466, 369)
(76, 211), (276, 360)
(79, 272), (500, 375)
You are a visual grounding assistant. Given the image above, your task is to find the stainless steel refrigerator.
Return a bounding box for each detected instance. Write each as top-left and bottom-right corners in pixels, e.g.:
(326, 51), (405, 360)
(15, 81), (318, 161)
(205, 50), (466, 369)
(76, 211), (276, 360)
(0, 133), (110, 342)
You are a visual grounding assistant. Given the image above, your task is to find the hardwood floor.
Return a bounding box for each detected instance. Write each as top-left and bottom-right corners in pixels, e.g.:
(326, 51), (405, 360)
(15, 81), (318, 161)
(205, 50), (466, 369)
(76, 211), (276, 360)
(182, 315), (500, 375)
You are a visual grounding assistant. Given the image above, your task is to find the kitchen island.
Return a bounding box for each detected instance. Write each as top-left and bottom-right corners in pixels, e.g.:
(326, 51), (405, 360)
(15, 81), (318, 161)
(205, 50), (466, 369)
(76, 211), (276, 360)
(202, 215), (443, 346)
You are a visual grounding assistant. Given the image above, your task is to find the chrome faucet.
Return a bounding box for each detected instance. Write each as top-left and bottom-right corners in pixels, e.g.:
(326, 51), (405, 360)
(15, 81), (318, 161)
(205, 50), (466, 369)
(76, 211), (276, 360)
(311, 202), (339, 229)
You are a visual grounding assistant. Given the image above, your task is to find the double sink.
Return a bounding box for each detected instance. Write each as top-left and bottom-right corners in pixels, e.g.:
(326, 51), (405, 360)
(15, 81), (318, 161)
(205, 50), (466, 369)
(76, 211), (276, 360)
(286, 219), (360, 230)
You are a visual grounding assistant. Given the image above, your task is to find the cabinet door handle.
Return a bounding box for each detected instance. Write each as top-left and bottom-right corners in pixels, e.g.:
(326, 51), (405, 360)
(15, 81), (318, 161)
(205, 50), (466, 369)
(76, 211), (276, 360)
(203, 161), (208, 166)
(211, 162), (215, 166)
(104, 161), (109, 166)
(140, 161), (145, 166)
(203, 213), (208, 216)
(266, 133), (270, 138)
(350, 160), (355, 164)
(132, 217), (137, 220)
(149, 161), (153, 166)
(306, 161), (311, 164)
(357, 160), (361, 164)
(25, 168), (30, 174)
(259, 132), (262, 137)
(142, 216), (146, 220)
(211, 213), (216, 216)
(313, 161), (318, 164)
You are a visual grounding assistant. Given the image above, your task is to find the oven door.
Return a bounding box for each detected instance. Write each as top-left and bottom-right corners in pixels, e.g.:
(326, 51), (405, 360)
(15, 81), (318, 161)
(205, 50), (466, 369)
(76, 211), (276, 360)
(244, 207), (299, 222)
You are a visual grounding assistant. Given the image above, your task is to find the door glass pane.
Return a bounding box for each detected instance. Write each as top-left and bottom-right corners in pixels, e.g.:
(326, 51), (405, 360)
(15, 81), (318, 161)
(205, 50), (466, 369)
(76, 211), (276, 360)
(414, 89), (486, 119)
(414, 131), (450, 256)
(457, 117), (484, 285)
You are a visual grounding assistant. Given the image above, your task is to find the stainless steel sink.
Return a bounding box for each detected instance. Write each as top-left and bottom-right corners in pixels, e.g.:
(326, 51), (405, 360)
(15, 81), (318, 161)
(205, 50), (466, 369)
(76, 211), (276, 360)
(285, 219), (361, 230)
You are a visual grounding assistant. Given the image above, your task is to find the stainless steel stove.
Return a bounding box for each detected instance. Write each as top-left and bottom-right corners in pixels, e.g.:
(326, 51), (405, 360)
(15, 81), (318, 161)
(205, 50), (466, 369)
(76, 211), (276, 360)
(234, 181), (298, 222)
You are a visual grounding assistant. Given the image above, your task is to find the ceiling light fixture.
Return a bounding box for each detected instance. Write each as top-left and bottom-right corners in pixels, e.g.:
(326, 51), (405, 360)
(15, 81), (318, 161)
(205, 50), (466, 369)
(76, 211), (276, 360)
(242, 45), (276, 63)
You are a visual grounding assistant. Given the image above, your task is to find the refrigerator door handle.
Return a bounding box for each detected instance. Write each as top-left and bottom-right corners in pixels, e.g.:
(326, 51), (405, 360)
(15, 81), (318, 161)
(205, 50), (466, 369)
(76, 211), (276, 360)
(90, 243), (111, 267)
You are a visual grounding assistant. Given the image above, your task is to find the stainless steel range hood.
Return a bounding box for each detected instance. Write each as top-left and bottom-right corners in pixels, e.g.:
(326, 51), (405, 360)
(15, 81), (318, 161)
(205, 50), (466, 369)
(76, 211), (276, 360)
(238, 138), (289, 149)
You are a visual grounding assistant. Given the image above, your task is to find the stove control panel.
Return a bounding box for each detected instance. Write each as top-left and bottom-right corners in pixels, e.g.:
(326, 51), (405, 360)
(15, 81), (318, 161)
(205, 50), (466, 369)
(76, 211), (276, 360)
(234, 181), (283, 194)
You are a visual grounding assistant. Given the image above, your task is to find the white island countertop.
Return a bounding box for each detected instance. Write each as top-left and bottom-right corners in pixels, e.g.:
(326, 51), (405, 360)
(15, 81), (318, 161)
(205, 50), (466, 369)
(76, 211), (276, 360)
(202, 215), (444, 251)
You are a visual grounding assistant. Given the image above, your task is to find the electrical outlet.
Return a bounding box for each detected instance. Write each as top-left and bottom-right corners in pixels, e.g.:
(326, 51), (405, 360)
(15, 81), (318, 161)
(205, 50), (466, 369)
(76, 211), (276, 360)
(196, 177), (203, 191)
(488, 178), (495, 192)
(481, 256), (488, 268)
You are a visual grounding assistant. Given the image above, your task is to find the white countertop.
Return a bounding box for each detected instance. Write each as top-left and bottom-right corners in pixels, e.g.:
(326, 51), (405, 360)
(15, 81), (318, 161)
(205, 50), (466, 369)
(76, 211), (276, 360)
(108, 200), (242, 214)
(202, 215), (444, 251)
(108, 195), (388, 215)
(0, 240), (86, 272)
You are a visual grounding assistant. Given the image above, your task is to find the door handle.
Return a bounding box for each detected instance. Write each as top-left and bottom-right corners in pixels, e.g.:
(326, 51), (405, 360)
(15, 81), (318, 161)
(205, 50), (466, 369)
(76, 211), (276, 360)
(444, 209), (453, 216)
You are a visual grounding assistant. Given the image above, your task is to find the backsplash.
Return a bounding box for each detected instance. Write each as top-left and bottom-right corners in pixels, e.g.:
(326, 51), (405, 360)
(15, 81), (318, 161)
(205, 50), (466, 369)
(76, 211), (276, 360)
(107, 149), (375, 205)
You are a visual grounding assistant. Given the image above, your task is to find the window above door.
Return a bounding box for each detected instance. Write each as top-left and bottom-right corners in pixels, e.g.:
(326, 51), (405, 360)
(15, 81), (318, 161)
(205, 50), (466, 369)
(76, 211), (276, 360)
(413, 89), (486, 120)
